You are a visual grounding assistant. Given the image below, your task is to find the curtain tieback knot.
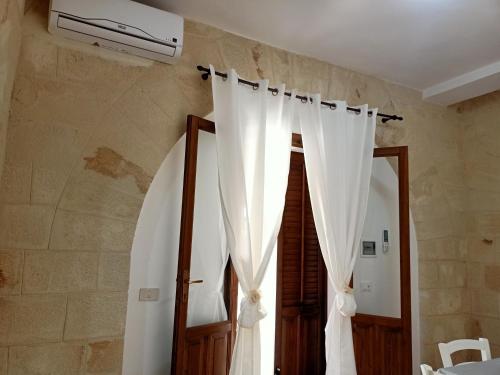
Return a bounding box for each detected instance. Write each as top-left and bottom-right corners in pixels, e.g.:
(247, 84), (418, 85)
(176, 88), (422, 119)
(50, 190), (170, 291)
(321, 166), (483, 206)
(335, 287), (357, 318)
(238, 289), (267, 328)
(344, 285), (354, 294)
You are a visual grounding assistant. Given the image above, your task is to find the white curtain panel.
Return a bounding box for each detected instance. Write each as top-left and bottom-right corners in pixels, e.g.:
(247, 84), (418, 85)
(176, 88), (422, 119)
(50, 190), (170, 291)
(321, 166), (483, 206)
(210, 65), (295, 375)
(299, 95), (377, 375)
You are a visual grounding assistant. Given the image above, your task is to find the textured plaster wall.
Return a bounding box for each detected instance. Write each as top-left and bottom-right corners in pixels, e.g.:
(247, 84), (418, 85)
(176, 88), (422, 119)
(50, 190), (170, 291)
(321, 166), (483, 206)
(454, 91), (500, 359)
(0, 0), (471, 372)
(0, 0), (23, 191)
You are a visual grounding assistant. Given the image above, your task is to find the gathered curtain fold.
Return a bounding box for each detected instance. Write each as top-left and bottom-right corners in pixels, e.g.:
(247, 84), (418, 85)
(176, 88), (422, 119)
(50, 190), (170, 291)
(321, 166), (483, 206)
(298, 95), (377, 375)
(210, 65), (295, 375)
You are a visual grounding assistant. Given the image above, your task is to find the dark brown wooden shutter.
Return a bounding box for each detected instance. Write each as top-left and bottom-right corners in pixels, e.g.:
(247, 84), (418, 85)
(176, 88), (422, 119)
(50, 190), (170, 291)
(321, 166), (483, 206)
(275, 152), (327, 375)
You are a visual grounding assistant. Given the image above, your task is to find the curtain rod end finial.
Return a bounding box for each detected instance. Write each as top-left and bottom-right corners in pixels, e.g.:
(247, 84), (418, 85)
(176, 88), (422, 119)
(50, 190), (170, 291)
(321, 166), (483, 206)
(198, 65), (210, 80)
(381, 115), (404, 124)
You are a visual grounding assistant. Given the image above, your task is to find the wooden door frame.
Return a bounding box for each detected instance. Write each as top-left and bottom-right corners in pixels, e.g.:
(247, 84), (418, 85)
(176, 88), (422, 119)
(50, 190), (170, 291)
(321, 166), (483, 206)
(171, 115), (237, 375)
(172, 116), (411, 374)
(372, 145), (412, 372)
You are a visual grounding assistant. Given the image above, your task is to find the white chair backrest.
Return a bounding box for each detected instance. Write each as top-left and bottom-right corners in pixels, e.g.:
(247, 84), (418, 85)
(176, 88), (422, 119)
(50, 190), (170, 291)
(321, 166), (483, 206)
(438, 338), (491, 367)
(420, 364), (437, 375)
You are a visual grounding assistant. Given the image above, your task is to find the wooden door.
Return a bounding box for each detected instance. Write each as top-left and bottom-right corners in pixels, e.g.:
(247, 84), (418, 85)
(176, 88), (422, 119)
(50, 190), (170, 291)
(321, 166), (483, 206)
(171, 116), (238, 375)
(274, 151), (327, 375)
(181, 260), (238, 375)
(275, 140), (411, 375)
(351, 146), (411, 375)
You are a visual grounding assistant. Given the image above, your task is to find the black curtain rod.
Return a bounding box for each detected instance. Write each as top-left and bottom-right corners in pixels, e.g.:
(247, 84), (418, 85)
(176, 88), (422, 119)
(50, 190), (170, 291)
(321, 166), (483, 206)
(197, 65), (403, 123)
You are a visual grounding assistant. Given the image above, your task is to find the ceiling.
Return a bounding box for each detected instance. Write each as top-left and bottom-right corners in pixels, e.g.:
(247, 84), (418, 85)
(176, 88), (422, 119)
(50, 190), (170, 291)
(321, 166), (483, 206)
(142, 0), (500, 105)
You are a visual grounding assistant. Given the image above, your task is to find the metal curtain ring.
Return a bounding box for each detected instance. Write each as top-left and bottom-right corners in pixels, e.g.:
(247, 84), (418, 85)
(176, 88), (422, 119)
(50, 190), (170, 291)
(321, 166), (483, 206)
(300, 97), (307, 103)
(252, 84), (259, 90)
(271, 88), (278, 96)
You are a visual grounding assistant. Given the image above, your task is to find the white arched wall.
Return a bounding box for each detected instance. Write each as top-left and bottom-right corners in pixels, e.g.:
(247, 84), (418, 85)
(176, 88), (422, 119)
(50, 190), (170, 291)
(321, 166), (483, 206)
(122, 119), (420, 375)
(122, 135), (185, 375)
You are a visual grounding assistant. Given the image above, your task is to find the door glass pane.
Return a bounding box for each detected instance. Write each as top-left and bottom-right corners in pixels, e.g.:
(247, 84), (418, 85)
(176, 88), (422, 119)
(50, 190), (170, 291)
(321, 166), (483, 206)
(353, 156), (401, 318)
(187, 131), (228, 327)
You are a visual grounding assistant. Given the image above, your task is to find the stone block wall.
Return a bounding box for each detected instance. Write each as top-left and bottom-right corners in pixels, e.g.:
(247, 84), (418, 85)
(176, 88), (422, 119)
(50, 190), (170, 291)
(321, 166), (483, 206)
(455, 91), (500, 358)
(0, 0), (475, 372)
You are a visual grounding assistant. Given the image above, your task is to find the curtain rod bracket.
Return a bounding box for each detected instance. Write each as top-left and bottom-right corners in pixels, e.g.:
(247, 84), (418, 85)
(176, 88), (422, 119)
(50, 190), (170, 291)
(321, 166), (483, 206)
(197, 65), (404, 123)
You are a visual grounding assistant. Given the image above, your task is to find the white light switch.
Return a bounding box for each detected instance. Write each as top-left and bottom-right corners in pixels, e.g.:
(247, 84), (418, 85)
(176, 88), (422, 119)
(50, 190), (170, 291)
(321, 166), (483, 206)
(139, 288), (160, 301)
(360, 281), (373, 292)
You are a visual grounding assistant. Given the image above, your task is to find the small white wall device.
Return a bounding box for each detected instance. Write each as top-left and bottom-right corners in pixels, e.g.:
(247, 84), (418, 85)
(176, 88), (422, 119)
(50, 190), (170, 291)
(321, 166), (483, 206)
(383, 229), (389, 253)
(361, 241), (377, 257)
(48, 0), (183, 64)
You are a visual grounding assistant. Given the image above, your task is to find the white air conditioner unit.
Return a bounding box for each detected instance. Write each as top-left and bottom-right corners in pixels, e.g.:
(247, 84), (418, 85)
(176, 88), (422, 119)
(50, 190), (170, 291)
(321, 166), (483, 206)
(48, 0), (183, 64)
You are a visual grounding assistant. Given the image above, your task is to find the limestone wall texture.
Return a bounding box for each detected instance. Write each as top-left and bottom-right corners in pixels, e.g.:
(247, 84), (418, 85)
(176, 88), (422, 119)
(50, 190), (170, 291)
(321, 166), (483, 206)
(0, 0), (473, 372)
(454, 91), (500, 359)
(0, 0), (23, 195)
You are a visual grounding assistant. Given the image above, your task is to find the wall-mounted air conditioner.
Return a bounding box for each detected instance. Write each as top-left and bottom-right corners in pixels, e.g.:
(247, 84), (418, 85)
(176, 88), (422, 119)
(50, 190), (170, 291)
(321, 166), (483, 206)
(48, 0), (183, 64)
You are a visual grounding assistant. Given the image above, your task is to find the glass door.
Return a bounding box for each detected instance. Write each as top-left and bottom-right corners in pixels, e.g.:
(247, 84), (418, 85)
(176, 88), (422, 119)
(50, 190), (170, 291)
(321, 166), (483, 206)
(351, 147), (411, 375)
(171, 116), (237, 375)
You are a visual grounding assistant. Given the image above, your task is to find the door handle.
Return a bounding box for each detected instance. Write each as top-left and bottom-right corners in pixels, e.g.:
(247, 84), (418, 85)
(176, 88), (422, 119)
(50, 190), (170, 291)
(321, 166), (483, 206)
(181, 278), (203, 303)
(181, 270), (203, 303)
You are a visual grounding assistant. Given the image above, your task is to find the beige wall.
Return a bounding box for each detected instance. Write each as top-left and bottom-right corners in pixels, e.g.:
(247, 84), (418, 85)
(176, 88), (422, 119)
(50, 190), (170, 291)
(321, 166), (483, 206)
(0, 0), (23, 189)
(0, 0), (472, 372)
(455, 91), (500, 358)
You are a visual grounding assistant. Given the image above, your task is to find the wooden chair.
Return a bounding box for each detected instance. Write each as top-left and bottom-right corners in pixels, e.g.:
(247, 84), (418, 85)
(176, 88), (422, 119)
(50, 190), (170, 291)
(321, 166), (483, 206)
(438, 338), (491, 367)
(420, 364), (437, 374)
